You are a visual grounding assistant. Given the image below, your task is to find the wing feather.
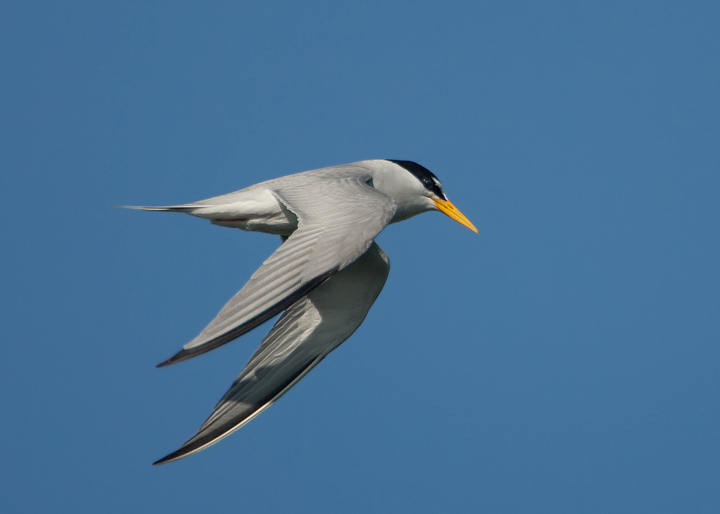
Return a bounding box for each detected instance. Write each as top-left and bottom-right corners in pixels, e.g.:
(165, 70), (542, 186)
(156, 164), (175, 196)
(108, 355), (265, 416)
(153, 243), (390, 465)
(158, 177), (396, 367)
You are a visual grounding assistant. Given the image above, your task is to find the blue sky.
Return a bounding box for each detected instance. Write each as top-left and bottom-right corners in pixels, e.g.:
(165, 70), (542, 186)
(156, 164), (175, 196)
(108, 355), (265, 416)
(2, 1), (719, 512)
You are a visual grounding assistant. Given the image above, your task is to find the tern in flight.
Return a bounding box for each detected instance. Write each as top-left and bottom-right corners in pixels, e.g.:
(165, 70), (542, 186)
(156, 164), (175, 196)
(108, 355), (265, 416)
(125, 159), (478, 464)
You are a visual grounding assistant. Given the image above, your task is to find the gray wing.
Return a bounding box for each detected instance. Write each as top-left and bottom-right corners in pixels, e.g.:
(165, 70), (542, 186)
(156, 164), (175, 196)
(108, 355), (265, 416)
(158, 176), (396, 367)
(153, 242), (391, 464)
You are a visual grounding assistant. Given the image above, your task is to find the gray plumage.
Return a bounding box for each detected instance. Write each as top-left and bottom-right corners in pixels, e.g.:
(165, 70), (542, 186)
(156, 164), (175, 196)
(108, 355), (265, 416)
(122, 159), (477, 465)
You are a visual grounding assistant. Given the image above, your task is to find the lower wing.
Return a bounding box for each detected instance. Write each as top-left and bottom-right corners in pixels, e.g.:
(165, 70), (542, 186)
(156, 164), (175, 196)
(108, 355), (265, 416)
(154, 242), (390, 465)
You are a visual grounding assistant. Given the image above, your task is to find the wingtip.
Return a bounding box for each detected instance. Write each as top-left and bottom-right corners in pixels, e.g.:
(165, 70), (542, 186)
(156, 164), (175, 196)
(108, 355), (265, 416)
(152, 429), (224, 465)
(156, 349), (191, 368)
(153, 448), (187, 466)
(152, 453), (177, 466)
(152, 423), (220, 465)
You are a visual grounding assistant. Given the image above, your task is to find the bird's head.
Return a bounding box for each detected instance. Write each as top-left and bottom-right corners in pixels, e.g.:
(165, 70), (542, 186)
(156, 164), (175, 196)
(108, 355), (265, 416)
(376, 159), (478, 233)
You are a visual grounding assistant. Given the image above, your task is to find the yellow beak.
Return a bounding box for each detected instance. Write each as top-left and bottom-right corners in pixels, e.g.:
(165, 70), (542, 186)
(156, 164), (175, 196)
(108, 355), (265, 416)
(432, 198), (479, 234)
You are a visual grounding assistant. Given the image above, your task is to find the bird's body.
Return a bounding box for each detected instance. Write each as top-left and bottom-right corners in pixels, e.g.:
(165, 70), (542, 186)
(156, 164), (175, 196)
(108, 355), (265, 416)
(124, 159), (477, 464)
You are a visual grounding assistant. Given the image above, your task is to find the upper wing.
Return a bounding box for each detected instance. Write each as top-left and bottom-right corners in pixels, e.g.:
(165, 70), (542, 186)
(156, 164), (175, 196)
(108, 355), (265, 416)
(158, 176), (396, 367)
(154, 242), (391, 464)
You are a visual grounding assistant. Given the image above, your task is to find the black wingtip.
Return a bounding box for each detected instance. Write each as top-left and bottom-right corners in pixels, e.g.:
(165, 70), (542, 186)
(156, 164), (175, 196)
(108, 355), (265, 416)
(156, 343), (221, 368)
(156, 349), (190, 368)
(153, 452), (179, 466)
(152, 430), (220, 466)
(152, 438), (203, 465)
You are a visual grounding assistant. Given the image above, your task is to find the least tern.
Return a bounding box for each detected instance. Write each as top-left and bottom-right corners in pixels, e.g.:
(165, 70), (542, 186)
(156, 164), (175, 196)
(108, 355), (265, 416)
(125, 159), (478, 464)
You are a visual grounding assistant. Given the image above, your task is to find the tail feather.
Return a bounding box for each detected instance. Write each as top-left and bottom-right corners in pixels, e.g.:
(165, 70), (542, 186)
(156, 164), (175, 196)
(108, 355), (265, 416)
(115, 204), (197, 212)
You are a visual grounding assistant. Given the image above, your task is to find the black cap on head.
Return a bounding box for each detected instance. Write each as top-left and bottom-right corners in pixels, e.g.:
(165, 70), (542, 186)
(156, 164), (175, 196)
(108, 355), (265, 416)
(387, 160), (447, 200)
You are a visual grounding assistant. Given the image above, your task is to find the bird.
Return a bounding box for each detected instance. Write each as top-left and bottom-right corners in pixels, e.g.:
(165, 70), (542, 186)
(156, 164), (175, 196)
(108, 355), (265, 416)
(123, 159), (478, 465)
